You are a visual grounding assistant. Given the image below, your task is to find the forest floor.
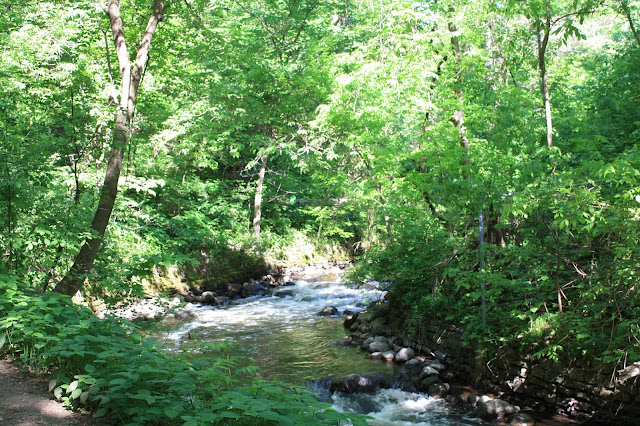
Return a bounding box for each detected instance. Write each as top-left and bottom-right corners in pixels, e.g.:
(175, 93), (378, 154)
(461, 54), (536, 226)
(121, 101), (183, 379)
(0, 358), (93, 425)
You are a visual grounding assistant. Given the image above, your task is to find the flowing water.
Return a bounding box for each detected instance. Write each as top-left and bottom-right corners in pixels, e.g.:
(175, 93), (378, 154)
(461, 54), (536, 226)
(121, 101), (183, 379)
(160, 269), (487, 424)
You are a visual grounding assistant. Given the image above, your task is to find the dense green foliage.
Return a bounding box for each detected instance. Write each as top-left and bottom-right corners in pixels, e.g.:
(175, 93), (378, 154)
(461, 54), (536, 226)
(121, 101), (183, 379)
(1, 0), (639, 417)
(0, 276), (363, 424)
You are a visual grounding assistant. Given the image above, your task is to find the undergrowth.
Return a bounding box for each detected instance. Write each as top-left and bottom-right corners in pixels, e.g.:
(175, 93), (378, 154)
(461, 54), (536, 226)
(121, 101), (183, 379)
(0, 275), (365, 425)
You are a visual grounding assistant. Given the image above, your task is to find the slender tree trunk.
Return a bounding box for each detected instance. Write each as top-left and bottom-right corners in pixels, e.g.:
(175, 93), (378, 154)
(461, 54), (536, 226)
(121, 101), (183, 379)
(4, 146), (13, 274)
(537, 6), (553, 148)
(621, 0), (640, 48)
(448, 17), (469, 158)
(55, 0), (165, 296)
(253, 153), (268, 240)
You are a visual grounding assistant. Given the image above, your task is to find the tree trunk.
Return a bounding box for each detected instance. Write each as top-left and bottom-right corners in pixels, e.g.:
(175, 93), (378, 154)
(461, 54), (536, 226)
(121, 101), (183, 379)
(448, 9), (469, 159)
(537, 6), (553, 148)
(253, 153), (268, 240)
(54, 0), (165, 296)
(621, 0), (640, 48)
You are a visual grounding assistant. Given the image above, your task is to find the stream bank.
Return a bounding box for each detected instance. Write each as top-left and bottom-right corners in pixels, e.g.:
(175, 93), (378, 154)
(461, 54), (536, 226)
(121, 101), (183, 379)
(157, 264), (494, 424)
(344, 301), (640, 425)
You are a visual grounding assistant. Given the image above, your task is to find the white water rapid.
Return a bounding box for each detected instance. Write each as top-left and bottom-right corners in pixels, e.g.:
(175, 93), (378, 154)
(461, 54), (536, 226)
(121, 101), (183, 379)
(160, 268), (487, 425)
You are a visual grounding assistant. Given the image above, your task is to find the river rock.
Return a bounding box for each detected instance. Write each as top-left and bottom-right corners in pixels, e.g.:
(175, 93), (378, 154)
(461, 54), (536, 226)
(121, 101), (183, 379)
(202, 291), (216, 303)
(509, 413), (536, 425)
(369, 340), (390, 353)
(381, 351), (396, 362)
(243, 282), (267, 296)
(429, 360), (446, 371)
(344, 315), (358, 329)
(371, 352), (383, 360)
(357, 311), (375, 323)
(405, 358), (422, 369)
(275, 289), (294, 298)
(338, 337), (352, 346)
(419, 366), (439, 380)
(227, 283), (243, 294)
(428, 382), (450, 398)
(350, 338), (363, 347)
(318, 306), (339, 316)
(329, 374), (381, 394)
(372, 324), (394, 337)
(476, 398), (520, 420)
(395, 348), (415, 362)
(358, 322), (373, 333)
(183, 294), (194, 302)
(214, 296), (229, 305)
(419, 375), (440, 391)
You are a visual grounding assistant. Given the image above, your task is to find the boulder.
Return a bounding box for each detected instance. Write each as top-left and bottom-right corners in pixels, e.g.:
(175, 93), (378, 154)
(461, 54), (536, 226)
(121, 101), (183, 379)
(419, 375), (440, 391)
(362, 336), (375, 347)
(370, 352), (383, 360)
(202, 291), (216, 303)
(213, 296), (229, 305)
(243, 282), (267, 296)
(395, 348), (415, 362)
(381, 351), (396, 362)
(318, 306), (339, 316)
(227, 283), (243, 294)
(509, 413), (536, 426)
(329, 374), (382, 394)
(476, 398), (520, 421)
(344, 315), (358, 329)
(275, 290), (294, 298)
(405, 358), (422, 369)
(419, 366), (439, 380)
(358, 322), (373, 333)
(369, 340), (390, 353)
(372, 324), (394, 337)
(429, 360), (446, 371)
(350, 338), (363, 347)
(338, 337), (352, 346)
(357, 312), (375, 323)
(428, 382), (450, 398)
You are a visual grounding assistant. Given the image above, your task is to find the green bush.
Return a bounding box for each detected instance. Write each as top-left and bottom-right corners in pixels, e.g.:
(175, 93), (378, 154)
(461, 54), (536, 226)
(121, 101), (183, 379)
(0, 276), (366, 425)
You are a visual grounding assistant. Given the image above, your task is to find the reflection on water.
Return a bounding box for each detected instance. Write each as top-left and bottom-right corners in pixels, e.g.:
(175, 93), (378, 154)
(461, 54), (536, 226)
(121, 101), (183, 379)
(162, 279), (392, 384)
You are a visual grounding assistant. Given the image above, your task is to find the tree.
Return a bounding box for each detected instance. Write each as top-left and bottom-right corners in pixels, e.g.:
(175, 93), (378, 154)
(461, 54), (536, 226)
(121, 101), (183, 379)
(509, 0), (601, 148)
(55, 0), (165, 296)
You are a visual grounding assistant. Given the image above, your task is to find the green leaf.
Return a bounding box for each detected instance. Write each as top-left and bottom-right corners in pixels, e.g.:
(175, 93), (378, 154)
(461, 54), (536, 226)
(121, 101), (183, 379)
(93, 408), (107, 418)
(164, 408), (180, 419)
(70, 388), (82, 400)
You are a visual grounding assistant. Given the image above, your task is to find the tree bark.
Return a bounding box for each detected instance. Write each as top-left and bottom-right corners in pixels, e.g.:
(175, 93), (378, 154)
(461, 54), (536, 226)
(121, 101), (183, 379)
(621, 0), (640, 48)
(252, 153), (268, 240)
(55, 0), (165, 296)
(537, 4), (553, 148)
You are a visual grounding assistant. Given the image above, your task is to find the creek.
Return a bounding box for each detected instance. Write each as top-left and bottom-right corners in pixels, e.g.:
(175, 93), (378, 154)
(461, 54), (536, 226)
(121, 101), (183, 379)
(160, 268), (488, 425)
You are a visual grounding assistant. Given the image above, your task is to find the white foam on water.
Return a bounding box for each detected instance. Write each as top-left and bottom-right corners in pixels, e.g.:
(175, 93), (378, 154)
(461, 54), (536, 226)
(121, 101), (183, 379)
(332, 388), (486, 425)
(164, 279), (385, 346)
